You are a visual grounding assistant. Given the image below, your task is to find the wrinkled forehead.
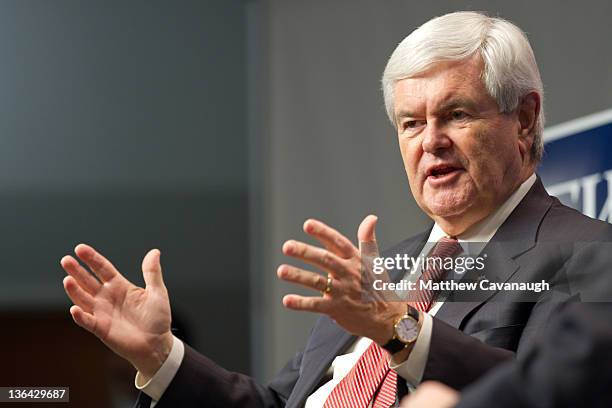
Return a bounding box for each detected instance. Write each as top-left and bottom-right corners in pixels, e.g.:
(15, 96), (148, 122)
(392, 56), (492, 115)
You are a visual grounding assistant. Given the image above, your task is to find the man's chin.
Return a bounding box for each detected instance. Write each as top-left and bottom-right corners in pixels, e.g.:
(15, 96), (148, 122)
(422, 197), (473, 219)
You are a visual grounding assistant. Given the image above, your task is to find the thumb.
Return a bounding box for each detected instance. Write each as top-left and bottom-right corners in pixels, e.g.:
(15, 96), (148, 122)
(358, 214), (379, 255)
(142, 249), (165, 290)
(358, 214), (378, 242)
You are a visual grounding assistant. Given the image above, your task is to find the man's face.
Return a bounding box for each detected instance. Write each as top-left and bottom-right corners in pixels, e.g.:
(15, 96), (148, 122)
(393, 55), (530, 231)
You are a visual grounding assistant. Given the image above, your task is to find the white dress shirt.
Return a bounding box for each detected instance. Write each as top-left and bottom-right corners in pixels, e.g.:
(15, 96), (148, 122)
(137, 174), (537, 407)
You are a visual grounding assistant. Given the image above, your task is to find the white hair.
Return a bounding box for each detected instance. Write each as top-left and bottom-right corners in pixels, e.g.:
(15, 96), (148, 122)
(382, 11), (545, 162)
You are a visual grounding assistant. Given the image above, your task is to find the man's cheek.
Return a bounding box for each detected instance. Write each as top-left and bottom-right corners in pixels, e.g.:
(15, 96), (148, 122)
(401, 153), (419, 182)
(406, 173), (420, 195)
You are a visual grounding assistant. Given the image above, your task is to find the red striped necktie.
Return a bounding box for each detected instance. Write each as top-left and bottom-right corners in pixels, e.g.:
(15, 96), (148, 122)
(413, 236), (462, 311)
(323, 236), (461, 408)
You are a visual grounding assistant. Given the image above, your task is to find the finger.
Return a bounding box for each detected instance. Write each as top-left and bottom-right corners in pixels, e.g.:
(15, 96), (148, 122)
(63, 276), (95, 312)
(74, 243), (119, 283)
(282, 294), (330, 313)
(357, 214), (378, 243)
(282, 240), (350, 278)
(358, 214), (379, 255)
(303, 219), (357, 259)
(69, 305), (98, 335)
(277, 264), (329, 292)
(61, 255), (101, 295)
(142, 249), (165, 290)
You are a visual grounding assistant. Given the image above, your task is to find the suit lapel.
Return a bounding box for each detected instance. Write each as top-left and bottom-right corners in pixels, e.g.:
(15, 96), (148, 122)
(285, 318), (354, 408)
(388, 229), (431, 283)
(434, 249), (520, 329)
(436, 176), (554, 329)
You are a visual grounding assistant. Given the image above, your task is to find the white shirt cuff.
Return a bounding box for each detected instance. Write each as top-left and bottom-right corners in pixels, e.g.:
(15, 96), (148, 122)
(135, 335), (185, 403)
(389, 312), (433, 387)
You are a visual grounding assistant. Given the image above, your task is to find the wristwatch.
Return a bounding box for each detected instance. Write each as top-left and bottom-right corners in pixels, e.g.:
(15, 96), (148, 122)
(381, 305), (420, 354)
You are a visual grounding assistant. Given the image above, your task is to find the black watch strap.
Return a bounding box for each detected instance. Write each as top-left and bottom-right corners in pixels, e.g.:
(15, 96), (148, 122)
(407, 305), (419, 320)
(382, 337), (407, 354)
(381, 305), (419, 354)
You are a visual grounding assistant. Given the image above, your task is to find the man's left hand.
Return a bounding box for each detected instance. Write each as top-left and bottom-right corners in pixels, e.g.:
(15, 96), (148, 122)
(278, 214), (405, 346)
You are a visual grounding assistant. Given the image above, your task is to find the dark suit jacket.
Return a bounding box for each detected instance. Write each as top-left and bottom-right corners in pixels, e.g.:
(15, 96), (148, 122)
(134, 176), (612, 408)
(455, 302), (612, 408)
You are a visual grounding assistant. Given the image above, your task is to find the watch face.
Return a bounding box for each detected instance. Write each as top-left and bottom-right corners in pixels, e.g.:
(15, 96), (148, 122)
(395, 316), (419, 343)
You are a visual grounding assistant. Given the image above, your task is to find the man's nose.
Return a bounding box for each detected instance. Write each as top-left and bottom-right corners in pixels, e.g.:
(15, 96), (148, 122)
(421, 122), (452, 153)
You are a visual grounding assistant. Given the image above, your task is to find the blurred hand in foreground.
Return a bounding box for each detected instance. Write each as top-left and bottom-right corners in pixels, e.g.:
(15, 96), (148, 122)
(400, 381), (459, 408)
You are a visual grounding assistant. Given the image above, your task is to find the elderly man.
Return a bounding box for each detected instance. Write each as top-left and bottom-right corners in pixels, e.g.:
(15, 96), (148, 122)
(61, 11), (612, 408)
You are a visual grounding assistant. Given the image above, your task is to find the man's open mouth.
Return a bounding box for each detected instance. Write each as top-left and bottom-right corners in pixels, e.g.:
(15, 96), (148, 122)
(427, 165), (462, 179)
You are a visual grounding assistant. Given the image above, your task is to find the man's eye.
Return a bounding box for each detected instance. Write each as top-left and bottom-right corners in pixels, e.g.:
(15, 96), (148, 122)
(402, 120), (425, 130)
(450, 110), (468, 120)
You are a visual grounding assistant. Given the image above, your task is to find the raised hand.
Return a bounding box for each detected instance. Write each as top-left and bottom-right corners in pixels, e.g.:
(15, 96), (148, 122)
(61, 244), (173, 379)
(277, 215), (408, 346)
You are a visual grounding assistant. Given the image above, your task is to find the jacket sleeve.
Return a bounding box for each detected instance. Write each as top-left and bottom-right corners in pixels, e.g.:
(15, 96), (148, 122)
(422, 284), (575, 390)
(133, 344), (303, 408)
(422, 318), (515, 389)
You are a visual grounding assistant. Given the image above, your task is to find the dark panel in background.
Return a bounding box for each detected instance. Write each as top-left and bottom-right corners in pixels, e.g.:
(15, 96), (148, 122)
(0, 1), (249, 406)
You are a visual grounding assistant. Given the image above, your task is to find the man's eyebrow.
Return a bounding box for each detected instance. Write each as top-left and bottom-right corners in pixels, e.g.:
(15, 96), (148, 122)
(434, 98), (479, 114)
(396, 99), (480, 120)
(395, 110), (417, 119)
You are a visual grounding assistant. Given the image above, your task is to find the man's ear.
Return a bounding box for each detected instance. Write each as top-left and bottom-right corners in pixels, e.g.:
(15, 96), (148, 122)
(516, 92), (541, 157)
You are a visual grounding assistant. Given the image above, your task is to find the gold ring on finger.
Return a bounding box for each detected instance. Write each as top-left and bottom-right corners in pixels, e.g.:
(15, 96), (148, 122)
(322, 276), (333, 295)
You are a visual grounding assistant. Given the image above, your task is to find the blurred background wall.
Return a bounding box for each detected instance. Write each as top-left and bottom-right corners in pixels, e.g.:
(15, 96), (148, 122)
(1, 0), (611, 406)
(0, 1), (249, 406)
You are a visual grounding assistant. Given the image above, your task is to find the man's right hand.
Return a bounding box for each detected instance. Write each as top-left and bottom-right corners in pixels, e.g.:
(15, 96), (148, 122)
(61, 244), (173, 380)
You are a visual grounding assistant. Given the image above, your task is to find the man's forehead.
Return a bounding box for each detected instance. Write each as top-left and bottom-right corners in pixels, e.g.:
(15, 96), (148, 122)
(393, 58), (487, 113)
(393, 80), (479, 111)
